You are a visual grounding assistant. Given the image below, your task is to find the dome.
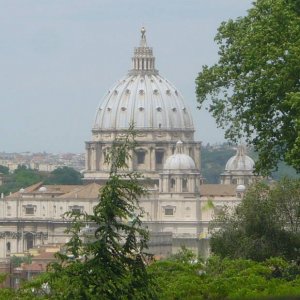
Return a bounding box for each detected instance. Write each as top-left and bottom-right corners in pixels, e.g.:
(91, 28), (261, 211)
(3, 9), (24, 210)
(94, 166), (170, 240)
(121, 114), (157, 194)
(236, 184), (246, 192)
(93, 28), (194, 131)
(225, 145), (254, 172)
(164, 141), (196, 170)
(38, 186), (47, 192)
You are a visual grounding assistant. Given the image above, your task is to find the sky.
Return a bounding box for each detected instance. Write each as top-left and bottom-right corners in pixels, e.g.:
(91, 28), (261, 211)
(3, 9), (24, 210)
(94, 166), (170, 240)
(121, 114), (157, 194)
(0, 0), (253, 153)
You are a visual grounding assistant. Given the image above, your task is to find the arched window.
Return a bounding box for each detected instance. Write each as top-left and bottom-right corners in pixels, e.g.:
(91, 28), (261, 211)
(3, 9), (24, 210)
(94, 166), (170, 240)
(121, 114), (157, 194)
(137, 151), (146, 164)
(155, 150), (164, 167)
(26, 233), (34, 250)
(6, 242), (11, 252)
(170, 178), (176, 190)
(182, 178), (188, 192)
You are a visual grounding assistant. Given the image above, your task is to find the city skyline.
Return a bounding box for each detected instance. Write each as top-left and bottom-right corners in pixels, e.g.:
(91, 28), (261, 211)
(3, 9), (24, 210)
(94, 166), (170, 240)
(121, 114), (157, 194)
(1, 0), (252, 153)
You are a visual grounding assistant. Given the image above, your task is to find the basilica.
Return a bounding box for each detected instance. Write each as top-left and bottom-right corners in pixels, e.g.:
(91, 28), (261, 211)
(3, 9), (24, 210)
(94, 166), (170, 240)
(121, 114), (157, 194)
(0, 28), (256, 258)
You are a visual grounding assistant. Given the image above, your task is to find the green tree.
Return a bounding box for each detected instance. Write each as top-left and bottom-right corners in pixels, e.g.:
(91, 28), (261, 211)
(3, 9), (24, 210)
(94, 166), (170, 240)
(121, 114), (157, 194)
(196, 0), (300, 175)
(0, 165), (46, 195)
(44, 166), (82, 185)
(10, 255), (32, 268)
(149, 253), (300, 300)
(201, 145), (235, 183)
(210, 178), (300, 261)
(0, 165), (9, 175)
(22, 127), (157, 299)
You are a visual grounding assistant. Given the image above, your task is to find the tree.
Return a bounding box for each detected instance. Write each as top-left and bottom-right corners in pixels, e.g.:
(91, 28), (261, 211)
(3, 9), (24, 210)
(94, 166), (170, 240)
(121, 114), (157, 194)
(22, 127), (157, 299)
(210, 178), (300, 261)
(44, 166), (82, 185)
(10, 255), (32, 268)
(149, 253), (300, 300)
(0, 165), (9, 175)
(0, 165), (46, 196)
(196, 0), (300, 175)
(12, 165), (43, 187)
(201, 145), (235, 183)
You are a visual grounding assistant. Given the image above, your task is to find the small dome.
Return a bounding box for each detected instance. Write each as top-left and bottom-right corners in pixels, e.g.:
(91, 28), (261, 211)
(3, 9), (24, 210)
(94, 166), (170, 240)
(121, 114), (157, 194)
(225, 145), (254, 172)
(164, 141), (196, 170)
(236, 184), (246, 192)
(38, 186), (47, 192)
(19, 188), (25, 193)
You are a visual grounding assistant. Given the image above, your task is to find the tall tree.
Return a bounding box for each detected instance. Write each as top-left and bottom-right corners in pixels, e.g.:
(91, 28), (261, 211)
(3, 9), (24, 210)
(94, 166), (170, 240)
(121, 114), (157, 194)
(44, 166), (82, 185)
(196, 0), (300, 175)
(210, 178), (300, 261)
(23, 127), (157, 299)
(0, 165), (9, 175)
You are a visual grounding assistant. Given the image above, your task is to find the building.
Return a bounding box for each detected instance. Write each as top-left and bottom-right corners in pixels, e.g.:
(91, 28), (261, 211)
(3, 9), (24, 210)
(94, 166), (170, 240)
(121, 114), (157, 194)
(0, 28), (255, 259)
(84, 27), (201, 183)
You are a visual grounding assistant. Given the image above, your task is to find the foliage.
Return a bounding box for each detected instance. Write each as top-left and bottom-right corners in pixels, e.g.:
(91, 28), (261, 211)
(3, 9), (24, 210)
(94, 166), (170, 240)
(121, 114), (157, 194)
(168, 246), (198, 264)
(0, 165), (46, 195)
(196, 0), (300, 175)
(0, 165), (82, 196)
(19, 126), (157, 299)
(149, 254), (300, 300)
(0, 165), (9, 175)
(201, 145), (235, 183)
(43, 166), (82, 185)
(210, 178), (300, 261)
(10, 255), (32, 268)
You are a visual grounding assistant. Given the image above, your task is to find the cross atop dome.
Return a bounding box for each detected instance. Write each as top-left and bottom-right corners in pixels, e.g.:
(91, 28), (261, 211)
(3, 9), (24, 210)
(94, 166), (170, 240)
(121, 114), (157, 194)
(129, 27), (158, 75)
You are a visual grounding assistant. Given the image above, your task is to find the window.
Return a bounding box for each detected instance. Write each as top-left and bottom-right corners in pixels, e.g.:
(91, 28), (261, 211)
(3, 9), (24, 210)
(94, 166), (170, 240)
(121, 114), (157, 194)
(182, 178), (188, 192)
(6, 242), (11, 252)
(25, 206), (35, 215)
(185, 207), (191, 218)
(137, 151), (146, 164)
(171, 178), (176, 189)
(70, 205), (83, 214)
(231, 178), (237, 184)
(155, 151), (164, 165)
(164, 208), (174, 216)
(26, 233), (34, 250)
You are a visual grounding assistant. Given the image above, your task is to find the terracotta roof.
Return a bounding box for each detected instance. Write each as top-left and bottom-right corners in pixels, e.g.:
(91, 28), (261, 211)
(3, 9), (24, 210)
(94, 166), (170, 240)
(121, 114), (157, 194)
(59, 183), (101, 199)
(20, 263), (45, 272)
(42, 185), (80, 194)
(7, 182), (44, 198)
(32, 251), (56, 261)
(7, 183), (83, 198)
(200, 184), (237, 196)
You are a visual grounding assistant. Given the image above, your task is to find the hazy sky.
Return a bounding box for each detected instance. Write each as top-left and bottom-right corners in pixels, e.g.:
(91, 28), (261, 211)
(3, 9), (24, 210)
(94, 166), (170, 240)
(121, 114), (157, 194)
(0, 0), (253, 153)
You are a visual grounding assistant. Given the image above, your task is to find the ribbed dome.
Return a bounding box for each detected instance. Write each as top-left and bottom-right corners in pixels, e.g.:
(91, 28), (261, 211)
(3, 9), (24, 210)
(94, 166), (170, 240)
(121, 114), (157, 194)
(225, 145), (254, 171)
(164, 141), (196, 170)
(93, 28), (194, 131)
